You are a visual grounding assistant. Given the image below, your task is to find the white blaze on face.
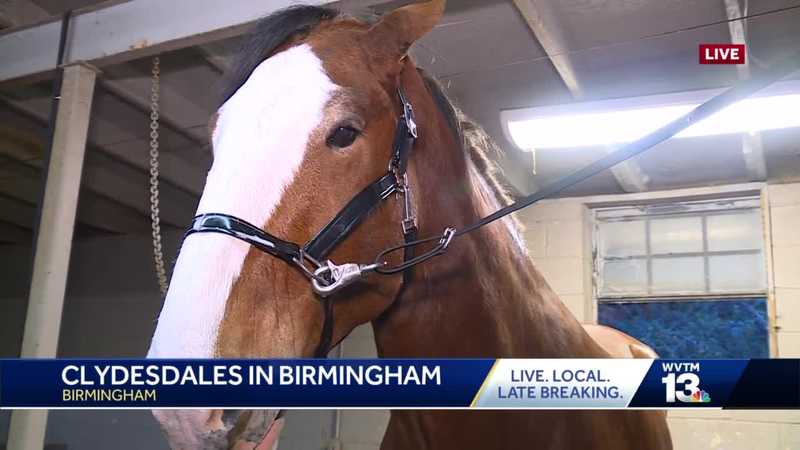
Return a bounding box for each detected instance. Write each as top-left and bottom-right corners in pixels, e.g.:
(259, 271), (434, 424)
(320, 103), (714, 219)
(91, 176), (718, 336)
(148, 44), (337, 358)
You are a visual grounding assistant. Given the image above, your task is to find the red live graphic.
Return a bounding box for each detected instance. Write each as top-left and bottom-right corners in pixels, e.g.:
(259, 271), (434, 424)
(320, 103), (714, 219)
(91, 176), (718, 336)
(699, 44), (746, 64)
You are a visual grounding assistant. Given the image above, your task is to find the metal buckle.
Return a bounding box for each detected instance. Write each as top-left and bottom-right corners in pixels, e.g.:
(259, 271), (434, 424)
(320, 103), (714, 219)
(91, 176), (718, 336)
(311, 261), (382, 297)
(439, 227), (456, 250)
(292, 252), (327, 284)
(398, 173), (417, 234)
(398, 88), (418, 139)
(404, 107), (418, 139)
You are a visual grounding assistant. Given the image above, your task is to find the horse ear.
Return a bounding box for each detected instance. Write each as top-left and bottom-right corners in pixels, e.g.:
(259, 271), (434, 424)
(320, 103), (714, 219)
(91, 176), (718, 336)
(369, 0), (446, 59)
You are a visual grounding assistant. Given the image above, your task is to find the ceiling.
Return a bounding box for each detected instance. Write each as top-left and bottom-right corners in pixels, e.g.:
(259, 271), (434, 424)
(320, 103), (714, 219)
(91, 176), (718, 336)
(0, 0), (799, 244)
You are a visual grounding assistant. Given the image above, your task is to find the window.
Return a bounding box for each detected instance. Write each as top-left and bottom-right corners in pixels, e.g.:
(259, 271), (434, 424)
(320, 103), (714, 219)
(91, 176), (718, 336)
(593, 198), (769, 358)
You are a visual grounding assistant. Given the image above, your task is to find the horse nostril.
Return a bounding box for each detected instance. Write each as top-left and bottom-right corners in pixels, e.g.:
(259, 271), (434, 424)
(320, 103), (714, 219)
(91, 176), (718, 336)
(227, 410), (282, 449)
(222, 410), (243, 430)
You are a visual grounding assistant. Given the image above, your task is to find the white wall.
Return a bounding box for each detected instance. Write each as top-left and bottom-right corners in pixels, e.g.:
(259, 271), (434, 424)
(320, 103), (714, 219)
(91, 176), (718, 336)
(768, 183), (800, 357)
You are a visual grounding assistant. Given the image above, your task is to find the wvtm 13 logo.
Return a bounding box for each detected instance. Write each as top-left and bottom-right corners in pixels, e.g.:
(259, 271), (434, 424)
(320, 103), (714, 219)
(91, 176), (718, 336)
(699, 44), (746, 64)
(661, 362), (711, 404)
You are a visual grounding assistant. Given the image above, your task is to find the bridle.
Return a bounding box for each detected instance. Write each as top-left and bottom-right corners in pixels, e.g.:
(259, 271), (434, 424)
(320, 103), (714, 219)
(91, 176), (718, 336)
(182, 45), (800, 357)
(185, 87), (450, 356)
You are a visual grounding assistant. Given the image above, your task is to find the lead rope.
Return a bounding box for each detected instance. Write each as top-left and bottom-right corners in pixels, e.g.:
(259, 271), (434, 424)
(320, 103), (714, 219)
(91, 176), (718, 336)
(149, 56), (169, 298)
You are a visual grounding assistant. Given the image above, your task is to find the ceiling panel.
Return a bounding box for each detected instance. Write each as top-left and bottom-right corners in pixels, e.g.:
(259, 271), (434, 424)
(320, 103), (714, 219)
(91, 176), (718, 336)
(635, 135), (755, 189)
(543, 0), (727, 50)
(439, 58), (574, 192)
(569, 22), (737, 100)
(745, 4), (800, 63)
(417, 0), (545, 78)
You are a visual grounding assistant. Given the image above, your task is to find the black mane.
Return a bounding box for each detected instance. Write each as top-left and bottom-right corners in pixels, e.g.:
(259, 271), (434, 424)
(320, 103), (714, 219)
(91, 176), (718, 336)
(221, 5), (340, 103)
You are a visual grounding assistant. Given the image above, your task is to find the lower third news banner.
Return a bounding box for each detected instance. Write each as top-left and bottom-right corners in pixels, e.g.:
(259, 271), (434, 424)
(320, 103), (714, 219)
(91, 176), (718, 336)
(0, 359), (797, 409)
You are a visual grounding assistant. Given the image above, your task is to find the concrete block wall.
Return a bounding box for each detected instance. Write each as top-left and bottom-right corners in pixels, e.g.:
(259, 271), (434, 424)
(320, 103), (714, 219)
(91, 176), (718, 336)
(768, 183), (800, 358)
(516, 201), (593, 322)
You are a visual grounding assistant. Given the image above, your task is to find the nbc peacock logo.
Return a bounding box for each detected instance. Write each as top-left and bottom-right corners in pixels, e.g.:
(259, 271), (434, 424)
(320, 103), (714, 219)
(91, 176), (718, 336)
(690, 389), (711, 403)
(662, 371), (712, 404)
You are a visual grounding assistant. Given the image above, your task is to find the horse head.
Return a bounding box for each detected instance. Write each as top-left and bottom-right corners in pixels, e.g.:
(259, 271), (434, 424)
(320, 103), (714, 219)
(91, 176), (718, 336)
(147, 1), (447, 448)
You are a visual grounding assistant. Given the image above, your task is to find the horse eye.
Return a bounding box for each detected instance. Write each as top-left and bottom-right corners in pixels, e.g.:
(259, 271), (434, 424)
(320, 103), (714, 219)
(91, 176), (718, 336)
(326, 126), (360, 148)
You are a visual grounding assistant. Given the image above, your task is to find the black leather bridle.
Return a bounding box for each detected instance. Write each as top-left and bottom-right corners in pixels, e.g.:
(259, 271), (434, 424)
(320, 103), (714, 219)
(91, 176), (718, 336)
(185, 88), (453, 356)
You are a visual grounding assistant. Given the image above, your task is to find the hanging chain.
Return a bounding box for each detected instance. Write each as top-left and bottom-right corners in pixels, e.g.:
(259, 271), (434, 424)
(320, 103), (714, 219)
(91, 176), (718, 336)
(149, 56), (169, 298)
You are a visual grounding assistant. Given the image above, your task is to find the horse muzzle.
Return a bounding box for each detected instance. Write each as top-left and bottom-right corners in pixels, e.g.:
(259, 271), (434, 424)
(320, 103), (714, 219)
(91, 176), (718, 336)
(152, 409), (284, 450)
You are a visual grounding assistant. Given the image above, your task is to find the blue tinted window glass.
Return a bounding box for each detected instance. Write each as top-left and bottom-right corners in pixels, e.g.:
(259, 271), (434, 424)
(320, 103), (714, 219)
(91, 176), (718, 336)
(598, 298), (769, 359)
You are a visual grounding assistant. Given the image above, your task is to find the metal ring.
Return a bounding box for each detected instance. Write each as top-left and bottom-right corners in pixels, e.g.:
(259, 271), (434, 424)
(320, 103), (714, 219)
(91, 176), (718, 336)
(292, 253), (330, 285)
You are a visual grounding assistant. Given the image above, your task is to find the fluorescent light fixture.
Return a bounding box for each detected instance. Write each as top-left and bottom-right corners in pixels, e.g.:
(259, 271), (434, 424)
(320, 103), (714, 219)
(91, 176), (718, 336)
(502, 80), (800, 150)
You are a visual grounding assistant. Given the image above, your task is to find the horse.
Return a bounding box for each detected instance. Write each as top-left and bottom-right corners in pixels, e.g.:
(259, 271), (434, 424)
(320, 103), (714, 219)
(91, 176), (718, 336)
(146, 1), (673, 449)
(583, 324), (659, 359)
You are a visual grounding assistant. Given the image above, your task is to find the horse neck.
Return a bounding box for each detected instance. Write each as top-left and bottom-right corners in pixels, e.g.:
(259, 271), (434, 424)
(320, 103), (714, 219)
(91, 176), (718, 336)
(372, 72), (599, 359)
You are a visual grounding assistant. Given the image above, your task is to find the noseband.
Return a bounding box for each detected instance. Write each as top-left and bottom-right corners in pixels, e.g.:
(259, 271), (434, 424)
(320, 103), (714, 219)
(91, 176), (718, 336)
(185, 88), (451, 356)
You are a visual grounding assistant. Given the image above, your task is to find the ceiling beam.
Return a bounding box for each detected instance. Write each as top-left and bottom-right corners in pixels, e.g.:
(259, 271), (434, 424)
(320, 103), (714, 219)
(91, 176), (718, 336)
(98, 77), (208, 148)
(3, 0), (211, 156)
(512, 0), (582, 98)
(0, 154), (150, 234)
(97, 57), (219, 152)
(0, 220), (31, 243)
(0, 192), (35, 229)
(1, 93), (206, 198)
(724, 0), (767, 181)
(0, 138), (196, 229)
(512, 0), (650, 192)
(0, 101), (198, 228)
(0, 0), (332, 84)
(197, 42), (233, 74)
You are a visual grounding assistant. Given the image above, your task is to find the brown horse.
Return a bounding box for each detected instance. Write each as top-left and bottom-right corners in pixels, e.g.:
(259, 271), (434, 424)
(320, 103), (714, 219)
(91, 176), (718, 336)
(147, 1), (672, 449)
